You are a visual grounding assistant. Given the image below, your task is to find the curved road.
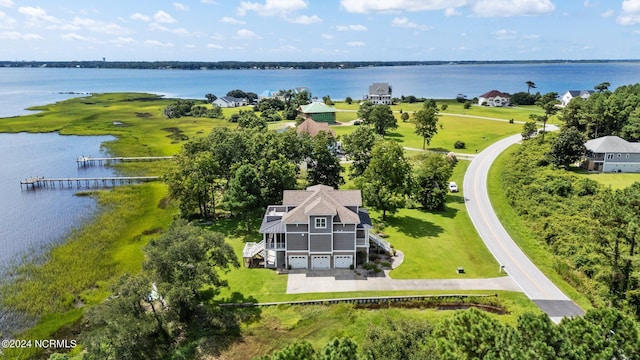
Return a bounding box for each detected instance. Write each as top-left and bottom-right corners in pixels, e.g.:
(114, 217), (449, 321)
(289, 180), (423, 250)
(463, 132), (584, 323)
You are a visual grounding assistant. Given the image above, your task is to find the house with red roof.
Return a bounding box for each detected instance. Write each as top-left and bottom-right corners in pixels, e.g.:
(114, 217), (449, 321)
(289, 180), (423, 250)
(478, 90), (510, 107)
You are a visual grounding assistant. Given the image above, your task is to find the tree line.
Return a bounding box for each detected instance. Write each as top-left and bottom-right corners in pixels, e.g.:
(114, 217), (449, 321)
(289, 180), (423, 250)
(257, 307), (640, 360)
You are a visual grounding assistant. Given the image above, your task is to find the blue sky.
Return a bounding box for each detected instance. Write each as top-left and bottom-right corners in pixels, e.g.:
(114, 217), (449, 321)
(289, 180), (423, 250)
(1, 0), (640, 61)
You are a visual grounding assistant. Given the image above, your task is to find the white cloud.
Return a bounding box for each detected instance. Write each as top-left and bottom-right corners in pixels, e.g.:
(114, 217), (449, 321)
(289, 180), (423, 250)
(145, 39), (174, 47)
(472, 0), (555, 17)
(221, 16), (246, 24)
(153, 10), (176, 24)
(0, 10), (15, 28)
(336, 24), (367, 31)
(601, 9), (614, 17)
(72, 17), (129, 35)
(211, 32), (225, 40)
(109, 37), (135, 45)
(238, 0), (308, 16)
(201, 0), (217, 3)
(62, 33), (95, 41)
(340, 0), (467, 13)
(207, 43), (223, 49)
(493, 29), (517, 39)
(391, 17), (429, 30)
(445, 7), (462, 16)
(173, 2), (189, 11)
(0, 0), (14, 8)
(321, 33), (334, 39)
(289, 14), (321, 24)
(236, 28), (259, 38)
(346, 41), (365, 46)
(130, 13), (150, 22)
(619, 0), (640, 24)
(19, 6), (60, 24)
(0, 30), (41, 39)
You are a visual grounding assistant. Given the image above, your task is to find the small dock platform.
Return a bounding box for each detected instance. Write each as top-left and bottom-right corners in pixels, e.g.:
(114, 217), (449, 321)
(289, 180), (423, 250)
(20, 176), (159, 189)
(76, 156), (174, 167)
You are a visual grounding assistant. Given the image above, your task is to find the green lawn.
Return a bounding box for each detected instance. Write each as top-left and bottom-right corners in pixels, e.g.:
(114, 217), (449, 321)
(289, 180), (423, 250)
(571, 168), (640, 189)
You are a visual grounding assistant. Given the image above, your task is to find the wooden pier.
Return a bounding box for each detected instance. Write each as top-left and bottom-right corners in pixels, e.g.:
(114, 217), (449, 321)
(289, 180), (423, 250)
(20, 176), (159, 189)
(76, 156), (174, 167)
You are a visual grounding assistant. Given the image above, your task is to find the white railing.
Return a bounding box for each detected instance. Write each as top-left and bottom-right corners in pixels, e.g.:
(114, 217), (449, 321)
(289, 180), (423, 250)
(369, 233), (393, 254)
(242, 240), (265, 258)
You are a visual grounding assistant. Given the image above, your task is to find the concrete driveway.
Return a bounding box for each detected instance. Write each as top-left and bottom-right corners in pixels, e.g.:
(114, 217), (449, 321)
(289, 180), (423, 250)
(286, 269), (521, 294)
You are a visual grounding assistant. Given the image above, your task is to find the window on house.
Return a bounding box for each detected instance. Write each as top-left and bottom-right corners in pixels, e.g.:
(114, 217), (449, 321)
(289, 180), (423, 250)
(618, 153), (622, 158)
(315, 218), (327, 229)
(627, 154), (631, 159)
(607, 154), (615, 160)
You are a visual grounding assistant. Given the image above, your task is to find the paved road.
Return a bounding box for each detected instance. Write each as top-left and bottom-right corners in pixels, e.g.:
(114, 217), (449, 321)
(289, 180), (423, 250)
(463, 133), (584, 322)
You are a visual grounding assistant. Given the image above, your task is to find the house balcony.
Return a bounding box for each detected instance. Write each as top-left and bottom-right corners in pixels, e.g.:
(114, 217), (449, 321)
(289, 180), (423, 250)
(356, 237), (368, 247)
(265, 242), (286, 250)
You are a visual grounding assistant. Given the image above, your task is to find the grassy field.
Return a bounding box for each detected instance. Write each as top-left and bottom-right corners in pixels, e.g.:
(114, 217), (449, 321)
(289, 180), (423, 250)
(570, 168), (640, 189)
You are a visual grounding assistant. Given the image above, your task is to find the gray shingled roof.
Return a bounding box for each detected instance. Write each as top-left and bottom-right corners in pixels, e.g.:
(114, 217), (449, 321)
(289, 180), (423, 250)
(585, 136), (640, 153)
(280, 185), (362, 224)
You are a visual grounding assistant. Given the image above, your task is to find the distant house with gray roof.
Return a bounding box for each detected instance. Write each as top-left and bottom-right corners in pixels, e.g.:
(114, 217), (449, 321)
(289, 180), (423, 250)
(213, 96), (247, 108)
(365, 83), (392, 105)
(582, 135), (640, 172)
(242, 185), (376, 269)
(560, 90), (595, 107)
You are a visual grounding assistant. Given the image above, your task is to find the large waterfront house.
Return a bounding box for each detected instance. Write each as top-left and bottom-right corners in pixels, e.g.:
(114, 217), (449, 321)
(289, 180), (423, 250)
(478, 90), (510, 107)
(582, 135), (640, 173)
(298, 102), (337, 124)
(243, 185), (391, 269)
(560, 90), (595, 107)
(212, 96), (247, 108)
(365, 83), (392, 105)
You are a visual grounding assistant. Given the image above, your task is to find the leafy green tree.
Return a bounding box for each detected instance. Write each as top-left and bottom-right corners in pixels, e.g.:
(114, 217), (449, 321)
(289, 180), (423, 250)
(237, 110), (267, 130)
(413, 102), (439, 149)
(526, 80), (537, 93)
(258, 97), (285, 111)
(549, 127), (586, 169)
(517, 312), (569, 359)
(401, 112), (410, 122)
(319, 337), (358, 360)
(362, 317), (436, 360)
(357, 100), (374, 125)
(225, 164), (263, 232)
(83, 273), (173, 359)
(261, 108), (282, 122)
(306, 132), (344, 188)
(144, 220), (238, 322)
(270, 340), (316, 360)
(369, 104), (397, 137)
(341, 126), (378, 179)
(436, 307), (508, 360)
(345, 96), (353, 104)
(227, 89), (247, 98)
(413, 152), (453, 210)
(594, 82), (610, 92)
(258, 156), (298, 206)
(511, 91), (539, 105)
(530, 92), (560, 141)
(323, 95), (334, 105)
(357, 140), (411, 220)
(205, 93), (217, 103)
(165, 147), (220, 218)
(621, 108), (640, 141)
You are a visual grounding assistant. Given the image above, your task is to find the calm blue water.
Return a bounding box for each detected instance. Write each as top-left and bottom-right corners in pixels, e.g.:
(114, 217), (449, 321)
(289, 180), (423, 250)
(0, 133), (115, 267)
(2, 63), (640, 117)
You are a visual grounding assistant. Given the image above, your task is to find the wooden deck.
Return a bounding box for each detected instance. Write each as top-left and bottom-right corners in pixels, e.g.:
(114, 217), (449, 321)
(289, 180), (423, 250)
(20, 176), (159, 189)
(76, 156), (173, 166)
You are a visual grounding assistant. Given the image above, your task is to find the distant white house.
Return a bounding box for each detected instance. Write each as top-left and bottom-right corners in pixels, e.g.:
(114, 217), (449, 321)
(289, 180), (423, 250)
(478, 90), (510, 107)
(213, 96), (247, 108)
(365, 83), (392, 105)
(560, 90), (595, 107)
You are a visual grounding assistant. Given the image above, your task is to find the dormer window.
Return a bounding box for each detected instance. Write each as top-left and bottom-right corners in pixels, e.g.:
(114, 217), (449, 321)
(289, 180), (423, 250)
(315, 218), (327, 229)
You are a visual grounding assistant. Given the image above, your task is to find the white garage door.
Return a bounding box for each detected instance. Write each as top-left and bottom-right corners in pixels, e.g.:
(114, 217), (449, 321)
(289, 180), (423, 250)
(288, 256), (308, 269)
(311, 255), (331, 269)
(334, 255), (353, 269)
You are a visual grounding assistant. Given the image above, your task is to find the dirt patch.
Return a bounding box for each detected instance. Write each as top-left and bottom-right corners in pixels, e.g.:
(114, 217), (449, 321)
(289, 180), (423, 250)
(135, 112), (152, 118)
(161, 127), (189, 142)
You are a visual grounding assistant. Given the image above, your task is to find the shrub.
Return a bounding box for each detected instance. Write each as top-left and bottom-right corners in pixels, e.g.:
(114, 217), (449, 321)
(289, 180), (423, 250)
(463, 101), (472, 109)
(454, 140), (466, 149)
